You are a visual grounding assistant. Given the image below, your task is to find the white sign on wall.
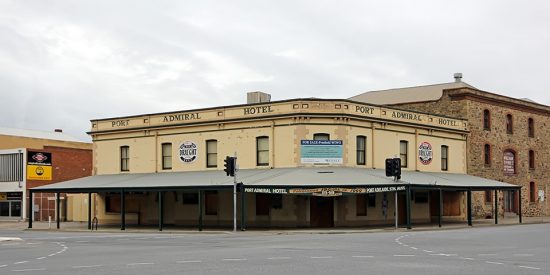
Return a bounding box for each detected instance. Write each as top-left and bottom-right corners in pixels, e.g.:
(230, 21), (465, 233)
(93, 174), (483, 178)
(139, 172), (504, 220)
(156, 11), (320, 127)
(418, 141), (433, 165)
(179, 141), (198, 163)
(539, 190), (545, 202)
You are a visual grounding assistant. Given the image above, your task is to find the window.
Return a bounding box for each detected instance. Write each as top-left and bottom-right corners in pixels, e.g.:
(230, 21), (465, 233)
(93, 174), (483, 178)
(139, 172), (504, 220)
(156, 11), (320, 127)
(356, 136), (366, 165)
(313, 133), (330, 140)
(530, 182), (536, 203)
(272, 194), (283, 209)
(182, 192), (199, 204)
(256, 136), (269, 166)
(484, 144), (491, 166)
(256, 193), (270, 216)
(485, 190), (492, 203)
(483, 109), (491, 130)
(400, 141), (408, 167)
(206, 140), (217, 168)
(414, 191), (428, 203)
(161, 143), (172, 170)
(528, 118), (534, 137)
(506, 114), (513, 134)
(205, 191), (218, 215)
(367, 193), (376, 207)
(529, 150), (535, 170)
(120, 146), (129, 172)
(0, 153), (24, 182)
(105, 193), (121, 213)
(356, 195), (367, 216)
(503, 150), (516, 175)
(441, 145), (448, 171)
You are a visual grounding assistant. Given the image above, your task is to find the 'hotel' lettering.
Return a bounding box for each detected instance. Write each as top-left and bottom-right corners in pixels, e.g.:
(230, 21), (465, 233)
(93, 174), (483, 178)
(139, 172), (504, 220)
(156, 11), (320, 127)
(244, 106), (274, 115)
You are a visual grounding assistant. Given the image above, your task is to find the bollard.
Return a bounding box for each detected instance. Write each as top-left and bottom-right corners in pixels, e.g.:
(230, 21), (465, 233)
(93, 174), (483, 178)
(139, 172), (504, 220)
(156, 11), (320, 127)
(48, 216), (51, 229)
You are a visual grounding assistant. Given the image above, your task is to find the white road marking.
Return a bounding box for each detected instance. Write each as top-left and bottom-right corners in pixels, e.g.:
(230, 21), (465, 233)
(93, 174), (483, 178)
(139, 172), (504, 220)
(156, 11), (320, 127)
(177, 260), (202, 263)
(76, 240), (89, 243)
(0, 265), (7, 268)
(423, 250), (433, 253)
(26, 242), (40, 245)
(460, 257), (475, 260)
(13, 261), (28, 265)
(403, 244), (409, 247)
(72, 265), (103, 269)
(311, 256), (333, 259)
(518, 265), (541, 270)
(352, 256), (374, 258)
(267, 257), (290, 260)
(485, 261), (504, 265)
(478, 254), (497, 256)
(12, 269), (46, 272)
(410, 247), (418, 250)
(513, 254), (534, 257)
(127, 262), (154, 266)
(394, 255), (415, 257)
(430, 253), (447, 256)
(223, 258), (247, 261)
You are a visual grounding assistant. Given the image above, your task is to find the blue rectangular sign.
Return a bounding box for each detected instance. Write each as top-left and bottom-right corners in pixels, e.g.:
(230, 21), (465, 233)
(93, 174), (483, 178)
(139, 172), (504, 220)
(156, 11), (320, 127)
(300, 140), (343, 164)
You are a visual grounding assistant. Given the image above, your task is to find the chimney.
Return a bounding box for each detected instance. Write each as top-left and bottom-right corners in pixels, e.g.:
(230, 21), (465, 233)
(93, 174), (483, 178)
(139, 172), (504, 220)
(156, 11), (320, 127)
(247, 91), (271, 104)
(454, 73), (463, 83)
(54, 129), (63, 133)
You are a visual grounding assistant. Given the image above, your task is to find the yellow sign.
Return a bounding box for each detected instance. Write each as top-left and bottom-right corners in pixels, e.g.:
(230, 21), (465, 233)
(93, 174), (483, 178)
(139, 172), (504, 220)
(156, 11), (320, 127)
(26, 165), (52, 180)
(0, 193), (6, 200)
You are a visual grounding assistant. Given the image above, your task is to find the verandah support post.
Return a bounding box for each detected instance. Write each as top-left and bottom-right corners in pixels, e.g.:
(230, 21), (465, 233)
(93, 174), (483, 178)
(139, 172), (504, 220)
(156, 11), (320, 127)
(28, 190), (33, 229)
(406, 185), (412, 230)
(198, 190), (203, 231)
(467, 189), (472, 226)
(240, 187), (246, 231)
(494, 189), (498, 225)
(394, 191), (398, 229)
(159, 191), (164, 231)
(88, 192), (92, 230)
(56, 192), (60, 229)
(438, 188), (443, 228)
(518, 188), (522, 224)
(121, 189), (126, 230)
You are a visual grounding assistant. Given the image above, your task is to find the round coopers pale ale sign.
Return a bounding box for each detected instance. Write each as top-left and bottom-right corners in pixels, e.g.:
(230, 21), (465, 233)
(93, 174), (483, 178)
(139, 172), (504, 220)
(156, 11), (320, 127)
(418, 141), (433, 165)
(179, 141), (198, 163)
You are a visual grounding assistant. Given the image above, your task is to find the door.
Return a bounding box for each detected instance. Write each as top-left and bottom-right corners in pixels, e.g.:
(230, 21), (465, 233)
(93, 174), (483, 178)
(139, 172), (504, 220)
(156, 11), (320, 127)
(398, 194), (406, 225)
(504, 190), (517, 213)
(310, 196), (334, 227)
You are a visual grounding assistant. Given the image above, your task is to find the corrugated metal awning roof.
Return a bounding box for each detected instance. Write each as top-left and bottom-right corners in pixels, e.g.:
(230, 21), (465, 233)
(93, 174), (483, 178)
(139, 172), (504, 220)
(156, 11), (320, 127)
(32, 167), (519, 192)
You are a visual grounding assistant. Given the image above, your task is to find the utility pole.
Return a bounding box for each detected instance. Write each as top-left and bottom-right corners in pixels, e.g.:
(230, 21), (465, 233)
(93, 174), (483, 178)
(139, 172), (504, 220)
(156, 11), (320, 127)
(233, 153), (238, 232)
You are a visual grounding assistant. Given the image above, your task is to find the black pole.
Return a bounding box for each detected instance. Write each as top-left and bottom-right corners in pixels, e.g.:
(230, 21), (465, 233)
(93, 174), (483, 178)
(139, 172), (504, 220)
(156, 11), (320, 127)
(467, 190), (472, 226)
(121, 190), (126, 230)
(406, 185), (412, 230)
(28, 190), (33, 229)
(240, 186), (246, 231)
(518, 188), (522, 224)
(494, 189), (498, 225)
(158, 191), (164, 231)
(88, 193), (92, 230)
(198, 190), (203, 231)
(56, 192), (60, 229)
(438, 189), (442, 228)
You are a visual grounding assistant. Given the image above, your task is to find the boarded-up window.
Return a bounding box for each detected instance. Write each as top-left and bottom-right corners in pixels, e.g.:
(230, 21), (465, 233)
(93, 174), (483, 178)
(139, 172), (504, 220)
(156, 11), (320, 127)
(503, 150), (516, 175)
(162, 143), (172, 170)
(256, 193), (270, 216)
(356, 195), (367, 216)
(443, 192), (461, 216)
(256, 137), (269, 166)
(206, 140), (217, 168)
(205, 191), (218, 215)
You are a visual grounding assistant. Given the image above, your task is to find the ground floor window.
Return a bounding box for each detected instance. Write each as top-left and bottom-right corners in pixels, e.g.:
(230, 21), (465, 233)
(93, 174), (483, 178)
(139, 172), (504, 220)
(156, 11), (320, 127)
(182, 192), (199, 204)
(205, 191), (218, 215)
(256, 194), (270, 216)
(105, 194), (121, 213)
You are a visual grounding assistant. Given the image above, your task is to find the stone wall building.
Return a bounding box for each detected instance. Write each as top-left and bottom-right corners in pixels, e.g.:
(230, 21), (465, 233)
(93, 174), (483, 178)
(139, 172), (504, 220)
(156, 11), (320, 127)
(351, 74), (549, 218)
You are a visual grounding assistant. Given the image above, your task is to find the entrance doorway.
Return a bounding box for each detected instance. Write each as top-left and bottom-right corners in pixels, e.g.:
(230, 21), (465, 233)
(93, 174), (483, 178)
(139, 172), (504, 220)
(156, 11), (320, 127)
(310, 196), (334, 227)
(397, 193), (406, 225)
(504, 190), (518, 213)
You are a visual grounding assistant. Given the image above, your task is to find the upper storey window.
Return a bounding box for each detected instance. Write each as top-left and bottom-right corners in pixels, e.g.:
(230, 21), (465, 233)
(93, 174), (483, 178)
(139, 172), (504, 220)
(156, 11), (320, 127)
(506, 114), (513, 134)
(161, 143), (172, 170)
(120, 146), (129, 172)
(483, 109), (491, 130)
(528, 118), (535, 138)
(313, 133), (330, 141)
(256, 136), (269, 166)
(356, 136), (366, 165)
(400, 140), (408, 168)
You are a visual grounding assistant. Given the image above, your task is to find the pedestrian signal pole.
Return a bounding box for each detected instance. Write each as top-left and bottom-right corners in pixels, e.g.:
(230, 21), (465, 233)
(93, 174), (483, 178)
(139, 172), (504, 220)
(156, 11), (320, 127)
(224, 154), (238, 232)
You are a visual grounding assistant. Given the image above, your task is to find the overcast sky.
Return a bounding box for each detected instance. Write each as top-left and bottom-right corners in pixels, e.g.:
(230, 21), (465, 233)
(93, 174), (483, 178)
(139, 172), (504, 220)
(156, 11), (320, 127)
(1, 0), (549, 141)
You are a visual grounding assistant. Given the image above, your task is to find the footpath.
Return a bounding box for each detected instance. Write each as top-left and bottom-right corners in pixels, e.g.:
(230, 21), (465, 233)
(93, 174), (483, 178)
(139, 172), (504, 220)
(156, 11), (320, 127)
(1, 216), (549, 235)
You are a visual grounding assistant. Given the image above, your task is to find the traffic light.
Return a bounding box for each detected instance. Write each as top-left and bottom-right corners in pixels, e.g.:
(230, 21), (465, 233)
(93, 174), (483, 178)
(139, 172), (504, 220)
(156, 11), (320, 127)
(385, 158), (401, 178)
(224, 156), (236, 177)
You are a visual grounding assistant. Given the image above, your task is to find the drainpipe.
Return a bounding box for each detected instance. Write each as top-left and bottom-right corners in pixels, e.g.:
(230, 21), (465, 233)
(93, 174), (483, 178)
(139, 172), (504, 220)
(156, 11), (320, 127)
(414, 129), (419, 171)
(371, 123), (376, 169)
(155, 131), (158, 173)
(271, 121), (275, 169)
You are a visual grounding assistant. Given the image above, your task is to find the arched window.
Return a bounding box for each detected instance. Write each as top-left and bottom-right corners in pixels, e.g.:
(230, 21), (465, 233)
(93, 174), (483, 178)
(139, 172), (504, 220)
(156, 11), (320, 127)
(483, 109), (491, 130)
(528, 118), (535, 137)
(484, 144), (491, 166)
(506, 114), (513, 134)
(529, 150), (535, 170)
(503, 150), (516, 175)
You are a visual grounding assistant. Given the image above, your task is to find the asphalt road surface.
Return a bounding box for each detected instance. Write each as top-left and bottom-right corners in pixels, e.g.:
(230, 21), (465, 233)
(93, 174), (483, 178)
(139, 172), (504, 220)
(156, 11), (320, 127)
(0, 224), (548, 274)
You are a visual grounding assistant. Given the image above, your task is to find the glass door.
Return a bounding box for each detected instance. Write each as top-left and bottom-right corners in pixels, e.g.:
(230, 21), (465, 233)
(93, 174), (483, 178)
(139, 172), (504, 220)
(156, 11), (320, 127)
(0, 202), (9, 216)
(10, 201), (21, 217)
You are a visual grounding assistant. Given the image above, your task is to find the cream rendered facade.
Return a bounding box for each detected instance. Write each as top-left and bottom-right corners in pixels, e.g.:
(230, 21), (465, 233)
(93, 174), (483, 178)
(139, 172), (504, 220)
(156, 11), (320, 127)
(77, 99), (469, 228)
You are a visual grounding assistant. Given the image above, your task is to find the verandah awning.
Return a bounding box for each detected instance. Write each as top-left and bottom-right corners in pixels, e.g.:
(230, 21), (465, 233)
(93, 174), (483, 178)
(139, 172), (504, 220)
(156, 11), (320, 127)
(31, 167), (519, 193)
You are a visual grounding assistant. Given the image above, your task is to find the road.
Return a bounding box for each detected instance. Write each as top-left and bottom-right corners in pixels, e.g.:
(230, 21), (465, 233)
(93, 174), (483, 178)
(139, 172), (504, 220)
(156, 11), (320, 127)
(0, 223), (548, 274)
